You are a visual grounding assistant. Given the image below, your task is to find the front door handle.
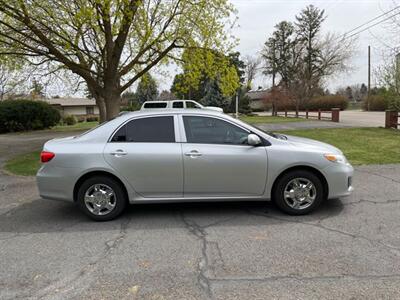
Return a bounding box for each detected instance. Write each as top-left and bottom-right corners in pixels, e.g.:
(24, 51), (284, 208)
(184, 150), (202, 157)
(110, 149), (127, 157)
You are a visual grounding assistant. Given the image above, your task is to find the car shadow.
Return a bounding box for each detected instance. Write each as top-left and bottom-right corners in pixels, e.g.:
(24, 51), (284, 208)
(0, 198), (344, 235)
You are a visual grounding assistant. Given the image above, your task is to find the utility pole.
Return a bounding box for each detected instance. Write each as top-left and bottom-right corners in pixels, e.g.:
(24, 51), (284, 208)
(235, 92), (239, 119)
(367, 45), (371, 111)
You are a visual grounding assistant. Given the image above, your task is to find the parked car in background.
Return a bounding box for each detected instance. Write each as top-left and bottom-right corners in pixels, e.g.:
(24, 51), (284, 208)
(141, 99), (223, 112)
(37, 109), (353, 221)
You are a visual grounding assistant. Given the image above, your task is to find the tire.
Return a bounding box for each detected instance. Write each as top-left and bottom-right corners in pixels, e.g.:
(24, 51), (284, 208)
(77, 175), (127, 221)
(273, 170), (325, 215)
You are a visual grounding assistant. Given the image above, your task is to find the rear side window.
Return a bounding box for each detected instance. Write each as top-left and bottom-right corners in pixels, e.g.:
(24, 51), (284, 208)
(111, 116), (175, 143)
(143, 102), (167, 108)
(172, 101), (184, 108)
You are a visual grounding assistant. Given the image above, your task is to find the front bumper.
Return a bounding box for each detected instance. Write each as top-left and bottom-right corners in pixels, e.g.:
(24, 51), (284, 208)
(323, 163), (354, 199)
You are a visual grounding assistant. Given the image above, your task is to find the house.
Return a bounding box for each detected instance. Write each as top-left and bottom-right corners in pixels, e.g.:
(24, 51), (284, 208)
(246, 88), (271, 110)
(44, 97), (99, 117)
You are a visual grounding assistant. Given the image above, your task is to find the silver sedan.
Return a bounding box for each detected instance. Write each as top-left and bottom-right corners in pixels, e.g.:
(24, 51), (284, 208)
(37, 109), (354, 221)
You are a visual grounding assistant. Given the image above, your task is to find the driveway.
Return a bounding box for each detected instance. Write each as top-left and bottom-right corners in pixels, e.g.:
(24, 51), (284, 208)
(255, 110), (386, 129)
(1, 132), (400, 299)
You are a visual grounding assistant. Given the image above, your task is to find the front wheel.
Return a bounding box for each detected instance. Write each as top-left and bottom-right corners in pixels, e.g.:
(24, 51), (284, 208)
(273, 170), (325, 215)
(77, 176), (127, 221)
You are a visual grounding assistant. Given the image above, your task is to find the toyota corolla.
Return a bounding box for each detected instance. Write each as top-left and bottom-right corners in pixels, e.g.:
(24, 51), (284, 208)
(37, 110), (353, 221)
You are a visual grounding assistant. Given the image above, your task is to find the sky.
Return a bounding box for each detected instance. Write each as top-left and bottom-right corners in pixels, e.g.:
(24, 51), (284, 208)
(155, 0), (399, 93)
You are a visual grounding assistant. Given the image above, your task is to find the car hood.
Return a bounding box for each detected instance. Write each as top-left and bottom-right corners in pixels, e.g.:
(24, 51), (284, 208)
(283, 134), (342, 154)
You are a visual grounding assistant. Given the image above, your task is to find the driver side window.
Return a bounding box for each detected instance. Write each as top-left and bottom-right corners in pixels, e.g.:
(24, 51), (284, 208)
(183, 116), (249, 145)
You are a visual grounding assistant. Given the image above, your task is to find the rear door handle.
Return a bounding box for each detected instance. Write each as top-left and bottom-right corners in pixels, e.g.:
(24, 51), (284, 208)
(110, 149), (127, 156)
(184, 150), (202, 157)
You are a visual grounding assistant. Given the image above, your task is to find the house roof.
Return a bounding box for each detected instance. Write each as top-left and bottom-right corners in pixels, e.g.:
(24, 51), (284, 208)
(245, 89), (270, 101)
(44, 97), (97, 107)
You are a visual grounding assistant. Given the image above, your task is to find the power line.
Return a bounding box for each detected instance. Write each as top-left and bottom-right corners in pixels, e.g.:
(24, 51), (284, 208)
(341, 10), (400, 40)
(340, 5), (400, 39)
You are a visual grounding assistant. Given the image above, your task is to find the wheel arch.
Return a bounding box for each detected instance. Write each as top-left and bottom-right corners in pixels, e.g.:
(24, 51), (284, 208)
(73, 170), (129, 203)
(271, 165), (329, 200)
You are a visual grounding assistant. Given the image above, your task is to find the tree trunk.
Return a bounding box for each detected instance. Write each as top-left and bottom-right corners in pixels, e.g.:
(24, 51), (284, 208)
(97, 98), (107, 123)
(105, 95), (121, 120)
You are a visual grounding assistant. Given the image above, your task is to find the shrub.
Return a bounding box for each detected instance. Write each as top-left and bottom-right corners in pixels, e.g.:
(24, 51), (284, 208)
(86, 116), (99, 122)
(274, 95), (348, 111)
(362, 95), (387, 111)
(306, 95), (348, 111)
(121, 102), (141, 111)
(0, 99), (61, 133)
(63, 115), (77, 126)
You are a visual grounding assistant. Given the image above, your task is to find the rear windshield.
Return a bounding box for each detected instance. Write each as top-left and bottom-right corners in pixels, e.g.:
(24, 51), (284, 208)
(143, 102), (167, 108)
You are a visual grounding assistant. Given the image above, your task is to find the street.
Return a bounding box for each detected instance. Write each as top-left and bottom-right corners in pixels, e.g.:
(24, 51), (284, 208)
(1, 130), (400, 299)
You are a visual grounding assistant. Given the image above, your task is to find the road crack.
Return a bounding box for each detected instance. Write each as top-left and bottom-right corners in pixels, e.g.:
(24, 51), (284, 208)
(36, 216), (131, 300)
(180, 212), (216, 299)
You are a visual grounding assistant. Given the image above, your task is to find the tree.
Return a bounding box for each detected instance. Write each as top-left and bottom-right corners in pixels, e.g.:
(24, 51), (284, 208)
(261, 5), (354, 111)
(171, 49), (240, 107)
(262, 21), (298, 88)
(360, 83), (368, 101)
(30, 78), (45, 99)
(0, 1), (236, 121)
(0, 57), (25, 101)
(134, 73), (158, 104)
(295, 5), (325, 98)
(158, 90), (176, 101)
(243, 55), (260, 90)
(376, 58), (400, 110)
(345, 86), (353, 102)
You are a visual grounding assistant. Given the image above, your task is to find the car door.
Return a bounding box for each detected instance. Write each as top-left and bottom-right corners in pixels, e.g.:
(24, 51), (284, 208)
(104, 115), (183, 198)
(180, 115), (268, 197)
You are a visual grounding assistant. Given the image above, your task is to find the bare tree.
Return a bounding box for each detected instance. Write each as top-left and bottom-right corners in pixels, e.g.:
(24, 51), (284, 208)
(244, 55), (261, 90)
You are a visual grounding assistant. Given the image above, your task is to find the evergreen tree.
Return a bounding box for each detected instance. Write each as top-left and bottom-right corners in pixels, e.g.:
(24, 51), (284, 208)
(134, 73), (158, 104)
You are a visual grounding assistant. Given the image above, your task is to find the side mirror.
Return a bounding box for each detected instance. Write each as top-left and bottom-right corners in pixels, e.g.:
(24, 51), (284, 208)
(247, 134), (261, 146)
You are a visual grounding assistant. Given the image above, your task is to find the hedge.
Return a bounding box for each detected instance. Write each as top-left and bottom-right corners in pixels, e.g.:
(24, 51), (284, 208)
(0, 99), (61, 133)
(275, 95), (348, 111)
(362, 95), (387, 111)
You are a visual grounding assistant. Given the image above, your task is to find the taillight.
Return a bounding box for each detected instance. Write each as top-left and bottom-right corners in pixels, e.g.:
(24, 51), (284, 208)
(41, 151), (55, 163)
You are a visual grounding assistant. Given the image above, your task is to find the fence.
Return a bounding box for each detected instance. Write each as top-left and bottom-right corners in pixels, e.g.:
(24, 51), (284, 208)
(385, 110), (400, 129)
(275, 108), (340, 123)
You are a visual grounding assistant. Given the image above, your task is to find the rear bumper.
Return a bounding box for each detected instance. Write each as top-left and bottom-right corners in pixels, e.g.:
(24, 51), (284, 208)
(36, 165), (75, 202)
(323, 163), (354, 199)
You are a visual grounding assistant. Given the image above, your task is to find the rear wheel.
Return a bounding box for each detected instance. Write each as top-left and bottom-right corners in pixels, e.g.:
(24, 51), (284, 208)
(273, 170), (324, 215)
(77, 176), (127, 221)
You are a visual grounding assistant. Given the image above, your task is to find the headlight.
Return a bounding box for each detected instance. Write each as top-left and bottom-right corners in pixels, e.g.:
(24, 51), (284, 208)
(324, 154), (348, 164)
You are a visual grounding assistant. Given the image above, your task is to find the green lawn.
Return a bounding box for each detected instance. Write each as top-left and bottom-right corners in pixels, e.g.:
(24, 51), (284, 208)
(4, 151), (41, 176)
(47, 121), (98, 132)
(240, 115), (308, 124)
(278, 128), (400, 165)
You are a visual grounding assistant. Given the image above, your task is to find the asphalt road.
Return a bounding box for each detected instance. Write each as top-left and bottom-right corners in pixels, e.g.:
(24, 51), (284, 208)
(1, 131), (400, 299)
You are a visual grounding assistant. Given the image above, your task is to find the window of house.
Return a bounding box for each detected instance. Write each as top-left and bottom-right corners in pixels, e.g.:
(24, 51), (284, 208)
(86, 106), (94, 115)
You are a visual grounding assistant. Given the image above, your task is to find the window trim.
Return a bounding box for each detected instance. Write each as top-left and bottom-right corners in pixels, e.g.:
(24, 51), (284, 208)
(179, 114), (260, 147)
(108, 114), (179, 143)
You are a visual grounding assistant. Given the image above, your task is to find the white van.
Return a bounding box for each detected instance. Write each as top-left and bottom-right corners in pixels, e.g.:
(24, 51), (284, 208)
(141, 100), (223, 112)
